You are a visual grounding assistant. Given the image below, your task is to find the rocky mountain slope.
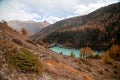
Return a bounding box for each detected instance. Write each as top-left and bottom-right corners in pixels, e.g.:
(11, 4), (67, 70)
(7, 20), (50, 35)
(0, 21), (120, 80)
(33, 2), (120, 50)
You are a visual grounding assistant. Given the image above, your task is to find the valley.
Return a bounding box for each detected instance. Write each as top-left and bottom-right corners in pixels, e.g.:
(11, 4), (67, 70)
(0, 2), (120, 80)
(33, 2), (120, 51)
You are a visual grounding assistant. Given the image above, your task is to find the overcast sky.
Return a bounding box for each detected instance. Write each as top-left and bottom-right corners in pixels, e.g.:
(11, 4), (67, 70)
(0, 0), (119, 23)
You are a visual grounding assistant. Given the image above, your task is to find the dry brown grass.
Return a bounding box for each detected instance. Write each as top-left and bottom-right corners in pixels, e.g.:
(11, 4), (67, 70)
(12, 38), (23, 45)
(26, 39), (37, 46)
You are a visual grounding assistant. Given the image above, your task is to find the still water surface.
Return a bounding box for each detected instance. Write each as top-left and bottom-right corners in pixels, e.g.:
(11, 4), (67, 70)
(49, 46), (99, 57)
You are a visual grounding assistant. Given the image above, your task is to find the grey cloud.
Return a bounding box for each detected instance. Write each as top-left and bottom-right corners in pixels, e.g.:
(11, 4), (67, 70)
(0, 0), (119, 23)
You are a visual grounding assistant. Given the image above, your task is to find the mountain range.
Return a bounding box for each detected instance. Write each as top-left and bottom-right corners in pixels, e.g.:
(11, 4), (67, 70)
(7, 20), (50, 35)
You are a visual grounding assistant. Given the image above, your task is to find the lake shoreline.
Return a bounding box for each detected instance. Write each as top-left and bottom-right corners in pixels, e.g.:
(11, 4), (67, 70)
(48, 44), (101, 58)
(47, 43), (80, 50)
(47, 43), (101, 53)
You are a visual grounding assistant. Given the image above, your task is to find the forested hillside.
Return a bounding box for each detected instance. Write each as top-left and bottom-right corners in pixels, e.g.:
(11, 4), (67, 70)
(34, 2), (120, 51)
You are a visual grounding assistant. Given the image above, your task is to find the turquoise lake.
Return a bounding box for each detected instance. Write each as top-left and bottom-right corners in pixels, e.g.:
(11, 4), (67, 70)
(49, 46), (99, 57)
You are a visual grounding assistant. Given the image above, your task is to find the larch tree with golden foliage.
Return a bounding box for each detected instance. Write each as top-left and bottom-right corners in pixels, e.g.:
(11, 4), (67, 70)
(70, 51), (75, 58)
(88, 47), (93, 57)
(80, 47), (86, 58)
(109, 44), (120, 59)
(102, 50), (111, 64)
(86, 47), (93, 57)
(80, 47), (93, 58)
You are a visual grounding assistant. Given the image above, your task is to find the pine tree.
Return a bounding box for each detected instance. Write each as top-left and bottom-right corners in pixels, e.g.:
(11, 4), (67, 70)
(60, 51), (63, 54)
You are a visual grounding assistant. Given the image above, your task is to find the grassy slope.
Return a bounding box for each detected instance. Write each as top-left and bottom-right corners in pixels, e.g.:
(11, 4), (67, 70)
(0, 21), (120, 80)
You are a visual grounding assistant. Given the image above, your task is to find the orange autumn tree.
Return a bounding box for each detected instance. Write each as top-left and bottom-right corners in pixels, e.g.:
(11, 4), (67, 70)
(101, 44), (120, 63)
(80, 47), (93, 58)
(80, 48), (85, 58)
(109, 44), (120, 59)
(21, 28), (28, 35)
(70, 51), (75, 58)
(102, 50), (111, 64)
(86, 47), (93, 57)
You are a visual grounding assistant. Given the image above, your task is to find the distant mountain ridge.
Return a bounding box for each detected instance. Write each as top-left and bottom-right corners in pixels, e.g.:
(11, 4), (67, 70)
(7, 20), (50, 35)
(33, 2), (120, 39)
